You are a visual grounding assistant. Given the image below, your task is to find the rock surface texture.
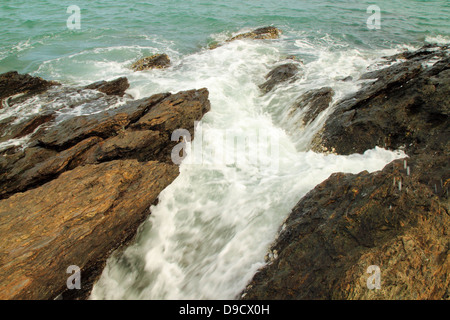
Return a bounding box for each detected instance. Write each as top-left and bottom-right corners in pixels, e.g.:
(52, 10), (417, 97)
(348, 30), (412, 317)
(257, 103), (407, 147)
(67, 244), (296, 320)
(131, 54), (171, 71)
(0, 72), (211, 299)
(243, 45), (449, 300)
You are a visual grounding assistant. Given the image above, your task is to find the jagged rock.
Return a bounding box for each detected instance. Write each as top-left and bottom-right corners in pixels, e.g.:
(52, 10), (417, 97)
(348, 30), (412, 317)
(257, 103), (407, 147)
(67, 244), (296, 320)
(0, 112), (56, 144)
(0, 75), (210, 299)
(0, 159), (179, 300)
(311, 45), (449, 196)
(229, 26), (281, 41)
(292, 87), (334, 125)
(0, 71), (59, 108)
(209, 26), (282, 50)
(84, 77), (130, 97)
(259, 63), (300, 93)
(131, 54), (171, 71)
(242, 159), (449, 300)
(0, 88), (209, 200)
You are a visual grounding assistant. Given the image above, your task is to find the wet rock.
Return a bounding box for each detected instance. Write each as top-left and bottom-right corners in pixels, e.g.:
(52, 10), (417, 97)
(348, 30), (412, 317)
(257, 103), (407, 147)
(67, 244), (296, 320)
(0, 112), (56, 144)
(131, 54), (171, 71)
(1, 89), (209, 199)
(259, 63), (301, 93)
(84, 77), (130, 97)
(209, 27), (282, 50)
(0, 71), (59, 108)
(0, 80), (211, 299)
(229, 26), (281, 41)
(242, 159), (449, 300)
(243, 45), (449, 300)
(0, 159), (179, 300)
(292, 87), (334, 125)
(311, 45), (449, 195)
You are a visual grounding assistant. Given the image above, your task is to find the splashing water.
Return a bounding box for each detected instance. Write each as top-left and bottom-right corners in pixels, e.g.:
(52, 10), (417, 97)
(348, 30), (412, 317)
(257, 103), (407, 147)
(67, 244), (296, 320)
(90, 37), (406, 300)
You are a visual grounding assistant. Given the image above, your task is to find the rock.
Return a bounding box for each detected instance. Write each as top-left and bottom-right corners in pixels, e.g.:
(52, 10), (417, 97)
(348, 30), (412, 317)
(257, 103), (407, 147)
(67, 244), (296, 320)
(242, 159), (449, 300)
(0, 71), (59, 108)
(229, 26), (281, 41)
(311, 45), (449, 195)
(1, 89), (209, 199)
(259, 63), (301, 93)
(209, 27), (282, 50)
(131, 54), (171, 71)
(291, 87), (334, 125)
(243, 45), (450, 300)
(0, 159), (179, 300)
(0, 78), (211, 299)
(84, 77), (130, 97)
(0, 112), (55, 144)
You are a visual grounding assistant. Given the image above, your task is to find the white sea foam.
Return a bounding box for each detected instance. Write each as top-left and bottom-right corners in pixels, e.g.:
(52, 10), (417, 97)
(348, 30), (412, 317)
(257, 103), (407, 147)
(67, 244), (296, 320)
(90, 37), (406, 300)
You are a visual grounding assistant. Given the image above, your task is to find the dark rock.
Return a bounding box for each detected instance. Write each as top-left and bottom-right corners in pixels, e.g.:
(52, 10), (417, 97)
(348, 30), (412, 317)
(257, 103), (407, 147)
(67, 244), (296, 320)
(259, 63), (301, 93)
(338, 76), (353, 82)
(84, 77), (130, 97)
(242, 159), (449, 300)
(292, 87), (334, 125)
(0, 71), (59, 108)
(243, 45), (450, 301)
(209, 26), (282, 50)
(0, 89), (209, 200)
(312, 46), (449, 197)
(131, 54), (171, 71)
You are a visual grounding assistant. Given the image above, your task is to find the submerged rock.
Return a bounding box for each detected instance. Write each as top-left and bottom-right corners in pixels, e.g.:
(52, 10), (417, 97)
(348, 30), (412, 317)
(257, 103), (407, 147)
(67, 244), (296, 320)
(131, 53), (171, 71)
(0, 71), (59, 108)
(229, 26), (281, 41)
(209, 26), (282, 49)
(291, 87), (334, 125)
(259, 63), (301, 93)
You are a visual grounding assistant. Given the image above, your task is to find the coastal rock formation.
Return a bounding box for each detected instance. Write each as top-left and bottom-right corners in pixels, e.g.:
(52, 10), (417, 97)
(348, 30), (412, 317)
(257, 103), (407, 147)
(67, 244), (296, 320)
(131, 54), (171, 71)
(0, 71), (59, 109)
(259, 63), (301, 93)
(229, 26), (281, 41)
(291, 87), (334, 125)
(84, 77), (130, 97)
(209, 26), (282, 49)
(0, 159), (179, 300)
(0, 73), (211, 299)
(243, 45), (449, 300)
(242, 159), (449, 300)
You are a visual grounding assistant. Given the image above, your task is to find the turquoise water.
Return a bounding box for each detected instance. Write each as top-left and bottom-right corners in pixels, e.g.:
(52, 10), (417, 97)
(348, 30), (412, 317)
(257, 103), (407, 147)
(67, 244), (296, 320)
(1, 0), (449, 77)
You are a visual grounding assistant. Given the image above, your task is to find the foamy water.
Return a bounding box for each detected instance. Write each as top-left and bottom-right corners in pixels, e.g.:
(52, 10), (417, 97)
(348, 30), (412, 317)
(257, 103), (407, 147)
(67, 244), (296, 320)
(84, 36), (407, 299)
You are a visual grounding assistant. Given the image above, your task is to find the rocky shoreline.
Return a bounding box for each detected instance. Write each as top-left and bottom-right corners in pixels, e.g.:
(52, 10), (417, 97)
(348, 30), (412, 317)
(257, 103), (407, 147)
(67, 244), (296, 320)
(242, 44), (449, 300)
(0, 27), (448, 300)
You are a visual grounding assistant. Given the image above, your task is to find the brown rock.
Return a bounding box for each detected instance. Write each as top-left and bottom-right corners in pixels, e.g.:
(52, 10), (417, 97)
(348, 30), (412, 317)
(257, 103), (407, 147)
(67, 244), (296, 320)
(0, 159), (179, 300)
(229, 26), (281, 41)
(0, 71), (59, 108)
(131, 54), (171, 71)
(311, 45), (449, 197)
(84, 77), (130, 97)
